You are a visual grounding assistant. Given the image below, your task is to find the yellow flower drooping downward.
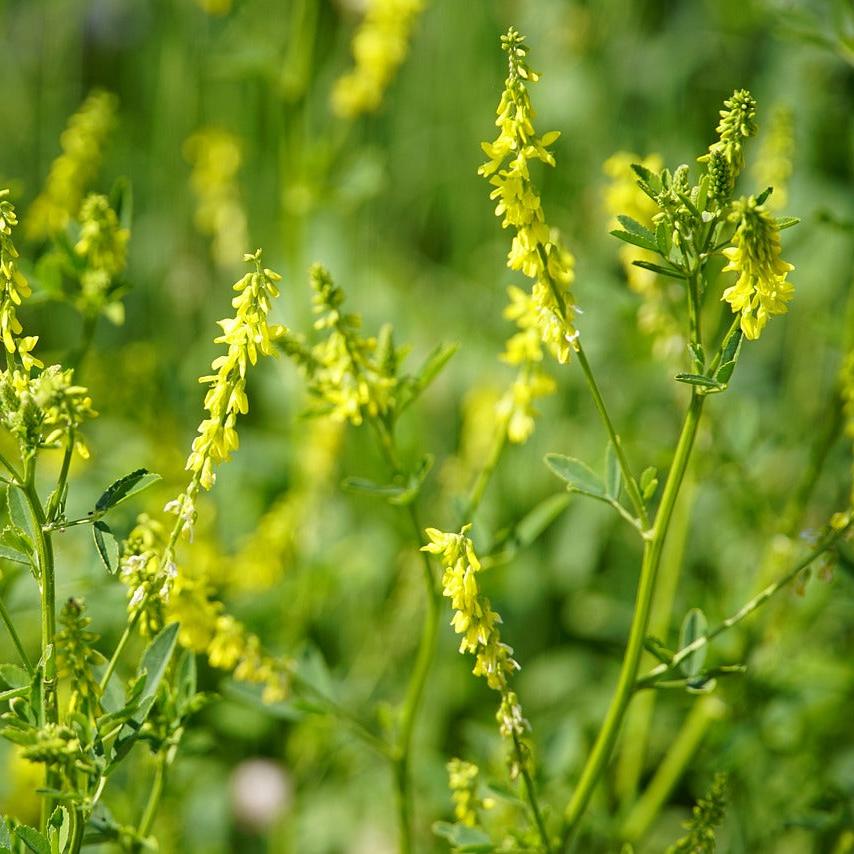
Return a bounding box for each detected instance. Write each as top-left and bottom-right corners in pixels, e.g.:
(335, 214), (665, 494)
(721, 196), (794, 340)
(25, 90), (118, 241)
(331, 0), (425, 118)
(422, 526), (529, 761)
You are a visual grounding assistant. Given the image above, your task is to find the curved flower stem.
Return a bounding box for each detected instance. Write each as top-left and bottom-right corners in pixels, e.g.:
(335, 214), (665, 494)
(574, 343), (649, 530)
(0, 449), (22, 483)
(136, 751), (167, 844)
(562, 391), (704, 847)
(0, 594), (34, 675)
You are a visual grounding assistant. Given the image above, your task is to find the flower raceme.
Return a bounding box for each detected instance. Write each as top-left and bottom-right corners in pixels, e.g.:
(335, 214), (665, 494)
(479, 27), (577, 367)
(721, 196), (795, 340)
(699, 88), (757, 199)
(422, 526), (527, 745)
(187, 250), (285, 491)
(331, 0), (425, 119)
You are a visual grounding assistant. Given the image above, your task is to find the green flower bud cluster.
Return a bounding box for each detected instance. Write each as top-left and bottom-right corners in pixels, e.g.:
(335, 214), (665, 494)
(667, 773), (728, 854)
(73, 193), (130, 323)
(0, 365), (96, 459)
(282, 264), (399, 425)
(56, 599), (104, 715)
(26, 90), (118, 241)
(698, 88), (757, 198)
(447, 758), (492, 827)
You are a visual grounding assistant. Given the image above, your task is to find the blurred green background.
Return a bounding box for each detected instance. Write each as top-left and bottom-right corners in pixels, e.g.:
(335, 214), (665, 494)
(0, 0), (853, 851)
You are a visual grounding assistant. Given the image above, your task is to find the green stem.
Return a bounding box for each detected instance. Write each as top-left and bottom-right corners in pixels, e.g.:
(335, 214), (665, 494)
(562, 392), (704, 845)
(575, 343), (649, 529)
(462, 418), (508, 522)
(512, 730), (553, 853)
(0, 685), (29, 703)
(0, 593), (34, 674)
(21, 461), (59, 832)
(136, 753), (167, 842)
(636, 520), (851, 689)
(620, 695), (725, 842)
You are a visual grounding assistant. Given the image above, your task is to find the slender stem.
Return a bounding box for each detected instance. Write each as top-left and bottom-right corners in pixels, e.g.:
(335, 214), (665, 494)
(99, 611), (140, 693)
(562, 392), (704, 845)
(462, 419), (508, 521)
(136, 753), (167, 842)
(20, 461), (59, 832)
(575, 343), (649, 529)
(512, 730), (553, 853)
(636, 520), (851, 689)
(620, 696), (725, 842)
(0, 450), (22, 483)
(0, 594), (34, 674)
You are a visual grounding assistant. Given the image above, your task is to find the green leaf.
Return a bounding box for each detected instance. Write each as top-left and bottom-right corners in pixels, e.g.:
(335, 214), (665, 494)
(0, 535), (33, 566)
(0, 664), (30, 690)
(340, 478), (407, 499)
(432, 821), (494, 852)
(678, 608), (708, 677)
(14, 825), (50, 854)
(688, 342), (705, 371)
(631, 259), (686, 280)
(674, 373), (723, 390)
(544, 454), (606, 498)
(47, 806), (70, 853)
(398, 342), (458, 413)
(610, 229), (658, 253)
(616, 215), (655, 240)
(775, 215), (800, 230)
(95, 469), (161, 513)
(388, 454), (434, 506)
(137, 623), (179, 709)
(604, 442), (621, 500)
(755, 186), (773, 205)
(5, 487), (32, 538)
(92, 521), (119, 574)
(175, 648), (198, 713)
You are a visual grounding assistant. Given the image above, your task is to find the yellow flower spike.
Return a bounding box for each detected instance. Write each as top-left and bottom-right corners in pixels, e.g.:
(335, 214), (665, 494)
(26, 90), (118, 241)
(331, 0), (425, 119)
(721, 196), (795, 340)
(425, 525), (530, 754)
(186, 250), (286, 492)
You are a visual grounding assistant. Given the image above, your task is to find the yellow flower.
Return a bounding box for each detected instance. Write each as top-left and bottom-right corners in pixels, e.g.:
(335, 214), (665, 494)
(479, 28), (577, 366)
(721, 196), (794, 340)
(26, 90), (118, 241)
(187, 250), (285, 490)
(331, 0), (425, 118)
(422, 526), (527, 744)
(447, 758), (492, 827)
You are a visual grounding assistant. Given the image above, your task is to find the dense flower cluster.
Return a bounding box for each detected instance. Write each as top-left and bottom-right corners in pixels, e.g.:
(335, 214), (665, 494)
(25, 90), (118, 241)
(187, 250), (285, 491)
(55, 599), (103, 715)
(184, 128), (249, 267)
(422, 526), (527, 742)
(721, 196), (794, 340)
(0, 366), (96, 459)
(331, 0), (424, 118)
(667, 773), (728, 854)
(281, 265), (397, 425)
(73, 193), (130, 322)
(699, 89), (757, 199)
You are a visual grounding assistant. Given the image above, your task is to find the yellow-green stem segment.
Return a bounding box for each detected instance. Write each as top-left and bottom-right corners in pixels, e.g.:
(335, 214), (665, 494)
(562, 391), (704, 846)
